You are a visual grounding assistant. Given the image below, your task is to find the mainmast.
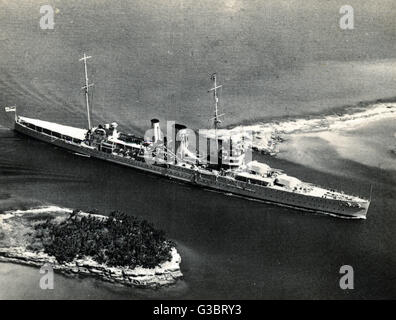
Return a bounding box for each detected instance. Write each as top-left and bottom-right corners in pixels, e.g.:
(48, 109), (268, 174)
(208, 73), (223, 130)
(79, 53), (94, 129)
(208, 73), (224, 148)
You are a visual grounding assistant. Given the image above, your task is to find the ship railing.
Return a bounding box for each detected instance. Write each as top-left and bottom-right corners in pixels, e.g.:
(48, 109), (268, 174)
(19, 120), (84, 145)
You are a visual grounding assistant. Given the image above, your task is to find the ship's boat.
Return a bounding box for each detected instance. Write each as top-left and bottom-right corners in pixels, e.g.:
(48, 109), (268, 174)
(275, 175), (301, 189)
(246, 161), (271, 176)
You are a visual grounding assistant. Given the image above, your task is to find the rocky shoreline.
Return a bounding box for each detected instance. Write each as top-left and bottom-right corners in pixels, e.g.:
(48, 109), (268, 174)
(0, 208), (183, 288)
(0, 246), (182, 288)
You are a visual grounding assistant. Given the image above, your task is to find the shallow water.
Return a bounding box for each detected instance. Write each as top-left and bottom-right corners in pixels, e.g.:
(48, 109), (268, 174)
(279, 117), (396, 174)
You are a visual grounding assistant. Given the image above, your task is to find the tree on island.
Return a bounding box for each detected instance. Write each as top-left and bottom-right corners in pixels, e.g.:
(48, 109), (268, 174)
(34, 210), (174, 269)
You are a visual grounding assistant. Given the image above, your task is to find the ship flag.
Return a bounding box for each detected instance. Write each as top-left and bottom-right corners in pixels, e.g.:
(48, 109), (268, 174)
(4, 106), (16, 112)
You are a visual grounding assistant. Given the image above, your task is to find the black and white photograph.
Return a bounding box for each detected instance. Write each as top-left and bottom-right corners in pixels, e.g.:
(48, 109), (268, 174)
(0, 0), (395, 304)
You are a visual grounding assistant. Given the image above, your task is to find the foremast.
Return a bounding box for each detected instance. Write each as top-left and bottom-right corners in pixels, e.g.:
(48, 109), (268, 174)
(79, 53), (94, 129)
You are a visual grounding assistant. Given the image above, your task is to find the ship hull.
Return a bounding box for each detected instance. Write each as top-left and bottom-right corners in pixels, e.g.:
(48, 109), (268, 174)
(14, 121), (369, 219)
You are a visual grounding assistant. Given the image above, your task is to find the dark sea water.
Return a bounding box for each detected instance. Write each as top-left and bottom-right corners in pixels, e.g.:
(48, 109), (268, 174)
(0, 0), (396, 299)
(1, 125), (396, 299)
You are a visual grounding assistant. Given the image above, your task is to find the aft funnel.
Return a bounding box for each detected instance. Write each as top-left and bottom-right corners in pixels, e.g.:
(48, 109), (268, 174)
(151, 119), (161, 143)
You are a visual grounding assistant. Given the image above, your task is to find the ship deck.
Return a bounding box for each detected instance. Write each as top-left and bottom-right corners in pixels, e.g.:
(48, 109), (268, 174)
(18, 116), (87, 141)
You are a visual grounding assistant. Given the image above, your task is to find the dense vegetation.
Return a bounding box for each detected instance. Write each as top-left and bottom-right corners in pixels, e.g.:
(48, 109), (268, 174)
(33, 211), (174, 269)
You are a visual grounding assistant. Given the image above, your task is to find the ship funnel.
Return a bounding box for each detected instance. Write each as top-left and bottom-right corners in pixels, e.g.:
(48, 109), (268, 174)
(110, 122), (119, 138)
(151, 119), (161, 143)
(173, 123), (187, 163)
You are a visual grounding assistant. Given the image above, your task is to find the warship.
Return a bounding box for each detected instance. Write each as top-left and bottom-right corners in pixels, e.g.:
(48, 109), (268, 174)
(9, 55), (370, 219)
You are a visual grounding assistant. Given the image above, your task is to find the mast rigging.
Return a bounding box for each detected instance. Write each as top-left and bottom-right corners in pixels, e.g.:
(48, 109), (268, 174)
(79, 53), (94, 129)
(208, 73), (224, 150)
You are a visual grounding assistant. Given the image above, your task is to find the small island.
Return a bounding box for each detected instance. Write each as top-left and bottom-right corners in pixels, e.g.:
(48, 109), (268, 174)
(0, 207), (182, 288)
